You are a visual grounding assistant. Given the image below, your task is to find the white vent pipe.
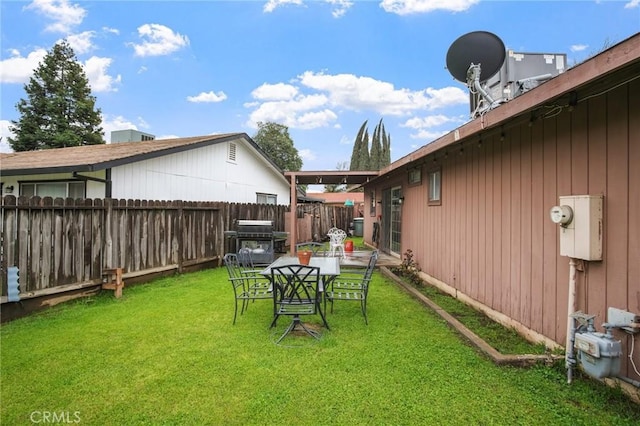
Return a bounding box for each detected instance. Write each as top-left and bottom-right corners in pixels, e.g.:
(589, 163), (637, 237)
(566, 257), (578, 383)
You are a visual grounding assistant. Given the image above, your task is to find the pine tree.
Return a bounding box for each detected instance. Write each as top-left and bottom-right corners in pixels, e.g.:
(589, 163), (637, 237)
(9, 40), (104, 151)
(252, 122), (302, 171)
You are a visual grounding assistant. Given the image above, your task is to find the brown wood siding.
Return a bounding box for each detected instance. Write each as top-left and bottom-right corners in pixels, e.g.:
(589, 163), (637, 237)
(542, 115), (558, 341)
(587, 95), (608, 324)
(627, 77), (640, 379)
(366, 75), (640, 379)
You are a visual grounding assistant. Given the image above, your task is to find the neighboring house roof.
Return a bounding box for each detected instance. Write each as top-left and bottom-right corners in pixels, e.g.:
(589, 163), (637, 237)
(313, 192), (364, 204)
(0, 133), (286, 182)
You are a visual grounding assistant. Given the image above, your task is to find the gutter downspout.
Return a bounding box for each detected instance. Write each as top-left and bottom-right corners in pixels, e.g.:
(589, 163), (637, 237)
(72, 170), (112, 197)
(105, 169), (112, 198)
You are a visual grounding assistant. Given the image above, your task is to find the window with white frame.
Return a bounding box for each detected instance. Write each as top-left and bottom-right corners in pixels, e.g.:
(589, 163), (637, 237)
(428, 169), (441, 205)
(20, 181), (85, 199)
(256, 193), (277, 205)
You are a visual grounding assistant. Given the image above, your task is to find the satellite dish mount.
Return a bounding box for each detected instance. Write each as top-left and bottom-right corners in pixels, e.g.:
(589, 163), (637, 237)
(446, 31), (506, 118)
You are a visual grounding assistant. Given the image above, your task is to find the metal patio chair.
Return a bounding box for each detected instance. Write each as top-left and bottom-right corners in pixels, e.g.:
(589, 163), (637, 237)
(328, 228), (347, 258)
(324, 250), (378, 324)
(270, 264), (329, 343)
(223, 253), (272, 325)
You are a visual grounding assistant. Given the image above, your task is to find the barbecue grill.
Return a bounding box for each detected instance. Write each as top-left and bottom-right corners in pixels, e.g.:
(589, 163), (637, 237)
(224, 220), (288, 264)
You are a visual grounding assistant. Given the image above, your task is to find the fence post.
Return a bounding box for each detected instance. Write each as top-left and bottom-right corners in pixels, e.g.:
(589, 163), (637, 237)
(104, 198), (113, 270)
(178, 200), (184, 273)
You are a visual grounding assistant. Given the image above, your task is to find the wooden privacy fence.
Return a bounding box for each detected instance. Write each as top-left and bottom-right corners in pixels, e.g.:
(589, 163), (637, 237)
(0, 195), (353, 301)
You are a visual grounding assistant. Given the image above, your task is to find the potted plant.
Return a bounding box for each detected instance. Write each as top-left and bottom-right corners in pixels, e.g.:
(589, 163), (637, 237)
(297, 250), (312, 265)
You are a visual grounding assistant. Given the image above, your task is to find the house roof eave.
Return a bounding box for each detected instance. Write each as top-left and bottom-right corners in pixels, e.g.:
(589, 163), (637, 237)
(366, 32), (640, 186)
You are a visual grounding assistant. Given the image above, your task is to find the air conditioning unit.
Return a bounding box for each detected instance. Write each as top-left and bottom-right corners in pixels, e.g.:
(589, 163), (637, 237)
(470, 50), (567, 115)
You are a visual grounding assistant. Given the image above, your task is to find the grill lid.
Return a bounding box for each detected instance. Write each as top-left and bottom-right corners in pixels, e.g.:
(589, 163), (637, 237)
(236, 219), (273, 235)
(237, 220), (272, 226)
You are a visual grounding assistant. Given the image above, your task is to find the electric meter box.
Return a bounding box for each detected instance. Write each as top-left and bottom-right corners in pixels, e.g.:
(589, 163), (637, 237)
(574, 332), (621, 379)
(557, 195), (603, 261)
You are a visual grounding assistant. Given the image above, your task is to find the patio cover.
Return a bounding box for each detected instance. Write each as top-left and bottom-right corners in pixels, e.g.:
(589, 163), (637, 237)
(285, 170), (379, 255)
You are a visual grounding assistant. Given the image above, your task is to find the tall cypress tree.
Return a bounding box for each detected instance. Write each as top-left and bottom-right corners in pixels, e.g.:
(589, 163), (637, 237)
(349, 118), (391, 171)
(350, 120), (368, 170)
(369, 119), (383, 169)
(9, 40), (104, 151)
(382, 127), (391, 167)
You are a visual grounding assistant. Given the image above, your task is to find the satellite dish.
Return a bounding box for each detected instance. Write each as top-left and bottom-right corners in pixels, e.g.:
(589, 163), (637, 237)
(446, 31), (506, 83)
(446, 31), (507, 117)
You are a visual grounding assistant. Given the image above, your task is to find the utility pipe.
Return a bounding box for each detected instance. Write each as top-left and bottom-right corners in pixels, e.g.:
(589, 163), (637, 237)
(566, 257), (578, 384)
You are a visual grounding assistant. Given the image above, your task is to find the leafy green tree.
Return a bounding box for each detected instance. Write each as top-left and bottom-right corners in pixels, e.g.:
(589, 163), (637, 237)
(9, 40), (104, 151)
(252, 122), (302, 171)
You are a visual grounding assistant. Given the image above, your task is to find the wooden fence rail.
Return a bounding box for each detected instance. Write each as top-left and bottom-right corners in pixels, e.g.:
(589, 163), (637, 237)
(0, 195), (353, 301)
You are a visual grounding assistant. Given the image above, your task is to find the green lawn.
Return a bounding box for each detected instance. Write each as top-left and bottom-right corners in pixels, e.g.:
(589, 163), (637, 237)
(1, 267), (638, 425)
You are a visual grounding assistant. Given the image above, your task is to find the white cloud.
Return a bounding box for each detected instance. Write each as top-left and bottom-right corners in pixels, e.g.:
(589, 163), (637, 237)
(137, 117), (150, 129)
(0, 48), (47, 83)
(187, 91), (228, 103)
(83, 56), (121, 92)
(130, 24), (190, 57)
(137, 66), (148, 74)
(625, 0), (639, 8)
(402, 114), (456, 129)
(264, 0), (304, 13)
(251, 83), (299, 101)
(298, 148), (316, 161)
(65, 31), (95, 54)
(570, 44), (588, 52)
(263, 0), (352, 16)
(102, 26), (119, 35)
(297, 110), (339, 128)
(409, 129), (449, 140)
(326, 0), (354, 18)
(0, 47), (119, 92)
(244, 71), (468, 131)
(0, 120), (15, 153)
(25, 0), (87, 33)
(402, 114), (464, 140)
(379, 0), (479, 15)
(246, 93), (335, 129)
(156, 134), (181, 140)
(101, 115), (151, 142)
(298, 71), (468, 115)
(422, 87), (469, 110)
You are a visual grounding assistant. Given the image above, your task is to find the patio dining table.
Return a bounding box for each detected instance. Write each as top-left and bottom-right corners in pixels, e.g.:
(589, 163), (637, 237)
(259, 256), (341, 291)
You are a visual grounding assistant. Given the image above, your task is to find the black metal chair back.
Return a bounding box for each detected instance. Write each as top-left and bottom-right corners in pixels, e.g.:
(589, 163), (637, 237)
(270, 264), (329, 343)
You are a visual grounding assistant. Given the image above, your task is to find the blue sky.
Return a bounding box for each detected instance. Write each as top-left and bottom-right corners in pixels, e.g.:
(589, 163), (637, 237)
(1, 0), (639, 171)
